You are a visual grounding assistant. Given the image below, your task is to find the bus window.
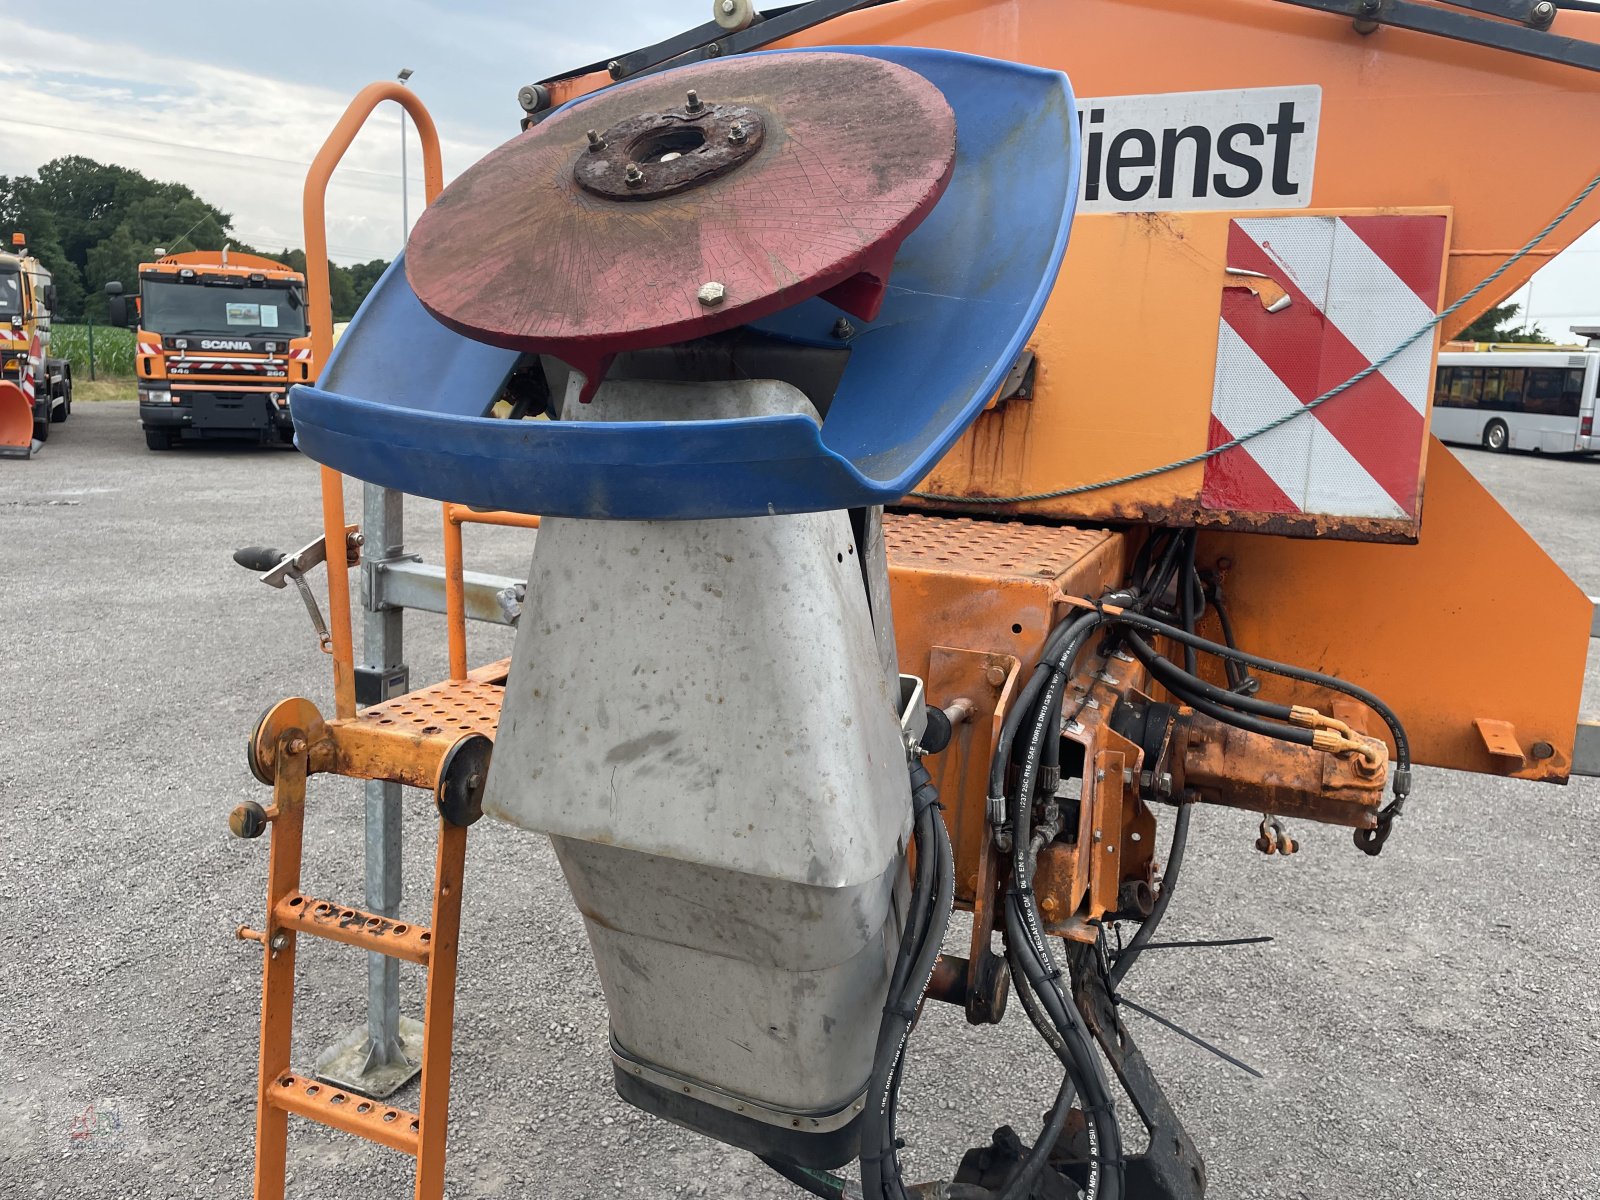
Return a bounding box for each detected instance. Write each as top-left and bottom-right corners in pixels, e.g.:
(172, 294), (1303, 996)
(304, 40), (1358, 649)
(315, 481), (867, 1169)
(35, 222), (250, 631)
(1480, 367), (1504, 408)
(1561, 367), (1584, 416)
(1499, 367), (1526, 408)
(1525, 368), (1562, 414)
(1438, 366), (1480, 408)
(1434, 366), (1456, 407)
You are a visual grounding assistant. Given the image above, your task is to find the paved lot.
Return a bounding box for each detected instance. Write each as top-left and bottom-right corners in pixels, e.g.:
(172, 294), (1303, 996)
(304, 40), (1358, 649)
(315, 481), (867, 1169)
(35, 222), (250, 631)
(1, 400), (1596, 1199)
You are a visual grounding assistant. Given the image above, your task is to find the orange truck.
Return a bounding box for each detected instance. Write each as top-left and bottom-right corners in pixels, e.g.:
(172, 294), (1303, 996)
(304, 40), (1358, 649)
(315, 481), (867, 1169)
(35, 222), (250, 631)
(107, 250), (316, 450)
(0, 232), (72, 459)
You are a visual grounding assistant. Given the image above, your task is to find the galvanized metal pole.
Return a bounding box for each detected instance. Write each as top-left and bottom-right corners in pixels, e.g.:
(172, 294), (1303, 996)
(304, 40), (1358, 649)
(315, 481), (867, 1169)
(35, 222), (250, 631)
(313, 481), (421, 1098)
(362, 481), (410, 1067)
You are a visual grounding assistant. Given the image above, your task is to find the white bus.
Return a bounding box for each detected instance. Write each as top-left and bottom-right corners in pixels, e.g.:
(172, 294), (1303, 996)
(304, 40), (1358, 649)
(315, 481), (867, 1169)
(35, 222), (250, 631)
(1432, 349), (1598, 454)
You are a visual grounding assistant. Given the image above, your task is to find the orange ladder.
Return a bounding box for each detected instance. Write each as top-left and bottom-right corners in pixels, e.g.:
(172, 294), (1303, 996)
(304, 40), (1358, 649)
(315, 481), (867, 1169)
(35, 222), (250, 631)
(233, 694), (495, 1199)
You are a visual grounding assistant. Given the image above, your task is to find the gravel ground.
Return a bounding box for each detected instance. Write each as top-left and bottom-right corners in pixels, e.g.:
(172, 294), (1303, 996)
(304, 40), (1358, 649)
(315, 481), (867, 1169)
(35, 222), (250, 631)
(1, 401), (1596, 1199)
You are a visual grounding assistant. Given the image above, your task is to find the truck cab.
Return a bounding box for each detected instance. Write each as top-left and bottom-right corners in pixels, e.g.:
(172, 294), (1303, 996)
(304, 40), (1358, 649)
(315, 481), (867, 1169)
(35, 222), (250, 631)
(109, 250), (315, 450)
(0, 234), (72, 444)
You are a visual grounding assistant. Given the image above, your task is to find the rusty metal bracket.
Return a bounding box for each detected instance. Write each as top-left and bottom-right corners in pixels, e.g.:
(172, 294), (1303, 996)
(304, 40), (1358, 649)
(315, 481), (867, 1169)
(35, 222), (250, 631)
(1473, 717), (1527, 767)
(1070, 945), (1207, 1200)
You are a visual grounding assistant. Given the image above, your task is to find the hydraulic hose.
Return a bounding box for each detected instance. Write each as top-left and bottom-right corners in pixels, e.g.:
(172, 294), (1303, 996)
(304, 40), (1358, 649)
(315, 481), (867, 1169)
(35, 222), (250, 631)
(1094, 606), (1411, 775)
(861, 761), (955, 1200)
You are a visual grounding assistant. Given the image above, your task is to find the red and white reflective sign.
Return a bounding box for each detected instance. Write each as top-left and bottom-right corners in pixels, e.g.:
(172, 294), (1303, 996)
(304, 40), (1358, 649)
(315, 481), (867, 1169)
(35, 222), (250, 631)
(1201, 214), (1448, 527)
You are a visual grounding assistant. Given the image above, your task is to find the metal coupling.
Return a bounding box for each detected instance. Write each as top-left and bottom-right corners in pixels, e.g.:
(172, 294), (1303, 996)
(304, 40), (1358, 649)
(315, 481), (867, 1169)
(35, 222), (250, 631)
(987, 792), (1006, 829)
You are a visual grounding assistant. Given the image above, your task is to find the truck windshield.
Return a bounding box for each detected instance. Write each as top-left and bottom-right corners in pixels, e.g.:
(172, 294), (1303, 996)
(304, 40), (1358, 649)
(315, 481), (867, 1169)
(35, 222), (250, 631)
(0, 269), (21, 317)
(140, 279), (309, 337)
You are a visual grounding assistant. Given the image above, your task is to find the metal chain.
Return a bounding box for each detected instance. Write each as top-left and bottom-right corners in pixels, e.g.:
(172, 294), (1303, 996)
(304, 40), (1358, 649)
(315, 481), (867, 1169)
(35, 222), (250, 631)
(911, 167), (1600, 505)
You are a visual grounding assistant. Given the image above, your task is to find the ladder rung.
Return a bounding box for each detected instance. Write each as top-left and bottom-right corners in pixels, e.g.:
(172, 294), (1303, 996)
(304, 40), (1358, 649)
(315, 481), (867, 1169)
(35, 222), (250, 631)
(273, 893), (432, 964)
(268, 1071), (420, 1155)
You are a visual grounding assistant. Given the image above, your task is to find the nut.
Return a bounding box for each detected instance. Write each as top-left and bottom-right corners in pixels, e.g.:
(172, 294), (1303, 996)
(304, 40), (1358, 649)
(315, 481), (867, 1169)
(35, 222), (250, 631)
(585, 129), (605, 152)
(685, 89), (704, 113)
(985, 665), (1007, 688)
(624, 163), (645, 187)
(697, 281), (727, 307)
(728, 122), (749, 144)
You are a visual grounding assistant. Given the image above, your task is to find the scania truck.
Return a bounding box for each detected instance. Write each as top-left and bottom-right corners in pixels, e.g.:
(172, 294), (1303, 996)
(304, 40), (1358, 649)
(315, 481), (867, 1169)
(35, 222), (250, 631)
(108, 250), (316, 450)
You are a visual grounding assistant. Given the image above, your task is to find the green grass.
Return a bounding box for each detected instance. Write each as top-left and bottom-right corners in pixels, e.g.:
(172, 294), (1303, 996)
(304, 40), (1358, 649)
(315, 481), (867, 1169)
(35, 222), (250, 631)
(73, 378), (135, 402)
(49, 323), (135, 380)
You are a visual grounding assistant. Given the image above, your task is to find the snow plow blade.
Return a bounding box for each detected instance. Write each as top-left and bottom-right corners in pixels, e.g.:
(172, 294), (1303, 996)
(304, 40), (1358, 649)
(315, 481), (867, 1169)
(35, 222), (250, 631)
(0, 381), (36, 459)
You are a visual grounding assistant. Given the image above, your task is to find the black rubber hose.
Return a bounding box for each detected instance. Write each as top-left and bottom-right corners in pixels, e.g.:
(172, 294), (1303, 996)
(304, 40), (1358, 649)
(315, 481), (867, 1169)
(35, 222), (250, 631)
(1004, 896), (1124, 1200)
(1179, 537), (1199, 674)
(1098, 607), (1411, 772)
(1124, 634), (1293, 723)
(1001, 616), (1123, 1199)
(861, 765), (955, 1200)
(1108, 803), (1192, 989)
(1128, 646), (1316, 748)
(988, 612), (1102, 800)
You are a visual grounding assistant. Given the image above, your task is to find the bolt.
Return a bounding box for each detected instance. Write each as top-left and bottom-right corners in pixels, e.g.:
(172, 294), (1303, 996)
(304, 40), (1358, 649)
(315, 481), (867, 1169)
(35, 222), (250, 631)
(721, 0), (736, 11)
(585, 129), (606, 152)
(1533, 0), (1555, 19)
(624, 163), (645, 187)
(1092, 828), (1103, 843)
(1157, 772), (1174, 797)
(1530, 741), (1555, 760)
(985, 665), (1007, 688)
(728, 122), (748, 144)
(269, 932), (290, 952)
(697, 281), (727, 307)
(607, 59), (624, 79)
(465, 773), (483, 792)
(286, 737), (307, 756)
(685, 89), (704, 113)
(831, 317), (855, 341)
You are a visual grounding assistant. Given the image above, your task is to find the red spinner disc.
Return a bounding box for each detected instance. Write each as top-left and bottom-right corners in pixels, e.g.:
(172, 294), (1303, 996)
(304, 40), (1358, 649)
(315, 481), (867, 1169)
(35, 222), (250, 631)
(405, 51), (957, 392)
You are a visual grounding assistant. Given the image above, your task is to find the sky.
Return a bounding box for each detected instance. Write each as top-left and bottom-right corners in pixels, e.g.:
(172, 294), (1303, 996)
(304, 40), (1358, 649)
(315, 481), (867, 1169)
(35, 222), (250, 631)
(2, 1), (1596, 336)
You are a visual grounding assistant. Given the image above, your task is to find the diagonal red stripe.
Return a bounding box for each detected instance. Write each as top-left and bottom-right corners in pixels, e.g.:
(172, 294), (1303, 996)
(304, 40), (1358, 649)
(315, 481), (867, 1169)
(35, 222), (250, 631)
(1202, 414), (1300, 513)
(1224, 227), (1422, 513)
(1340, 215), (1449, 309)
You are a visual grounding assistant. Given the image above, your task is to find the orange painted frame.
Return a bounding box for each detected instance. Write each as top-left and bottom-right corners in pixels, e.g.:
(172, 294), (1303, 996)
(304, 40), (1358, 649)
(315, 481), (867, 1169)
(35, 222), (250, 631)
(303, 82), (444, 719)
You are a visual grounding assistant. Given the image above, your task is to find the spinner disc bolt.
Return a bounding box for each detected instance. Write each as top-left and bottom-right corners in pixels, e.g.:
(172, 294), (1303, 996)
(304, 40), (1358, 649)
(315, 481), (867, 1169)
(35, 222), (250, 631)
(685, 89), (704, 113)
(728, 122), (749, 144)
(697, 281), (727, 307)
(624, 163), (645, 187)
(586, 129), (606, 152)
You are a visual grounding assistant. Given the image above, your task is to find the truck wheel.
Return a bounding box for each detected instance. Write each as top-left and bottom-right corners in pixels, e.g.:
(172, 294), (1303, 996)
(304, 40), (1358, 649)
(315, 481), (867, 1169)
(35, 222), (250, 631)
(145, 427), (175, 451)
(1483, 420), (1509, 452)
(53, 368), (71, 421)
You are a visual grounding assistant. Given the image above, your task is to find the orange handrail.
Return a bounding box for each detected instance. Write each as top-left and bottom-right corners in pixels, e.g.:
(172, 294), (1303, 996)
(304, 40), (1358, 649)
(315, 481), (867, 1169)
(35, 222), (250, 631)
(442, 504), (541, 679)
(303, 82), (444, 718)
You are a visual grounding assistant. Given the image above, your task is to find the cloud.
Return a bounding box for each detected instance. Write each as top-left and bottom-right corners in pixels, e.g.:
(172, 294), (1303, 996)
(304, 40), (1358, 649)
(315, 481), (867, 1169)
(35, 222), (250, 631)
(0, 18), (501, 263)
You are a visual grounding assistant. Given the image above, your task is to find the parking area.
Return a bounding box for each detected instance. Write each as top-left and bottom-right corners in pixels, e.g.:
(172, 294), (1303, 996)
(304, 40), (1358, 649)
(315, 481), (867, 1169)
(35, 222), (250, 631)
(1, 399), (1596, 1199)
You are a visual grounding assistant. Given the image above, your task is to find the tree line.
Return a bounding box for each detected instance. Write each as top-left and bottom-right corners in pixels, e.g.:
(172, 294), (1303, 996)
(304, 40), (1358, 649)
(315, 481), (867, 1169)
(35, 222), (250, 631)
(0, 156), (390, 321)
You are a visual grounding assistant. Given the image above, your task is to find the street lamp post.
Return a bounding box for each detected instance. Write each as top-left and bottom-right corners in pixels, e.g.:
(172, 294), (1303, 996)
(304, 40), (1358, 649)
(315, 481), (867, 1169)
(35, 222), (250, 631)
(398, 67), (414, 245)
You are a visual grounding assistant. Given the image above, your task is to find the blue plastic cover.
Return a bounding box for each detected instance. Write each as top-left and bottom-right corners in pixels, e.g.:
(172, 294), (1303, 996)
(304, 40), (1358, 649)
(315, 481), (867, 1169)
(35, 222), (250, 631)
(291, 47), (1079, 520)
